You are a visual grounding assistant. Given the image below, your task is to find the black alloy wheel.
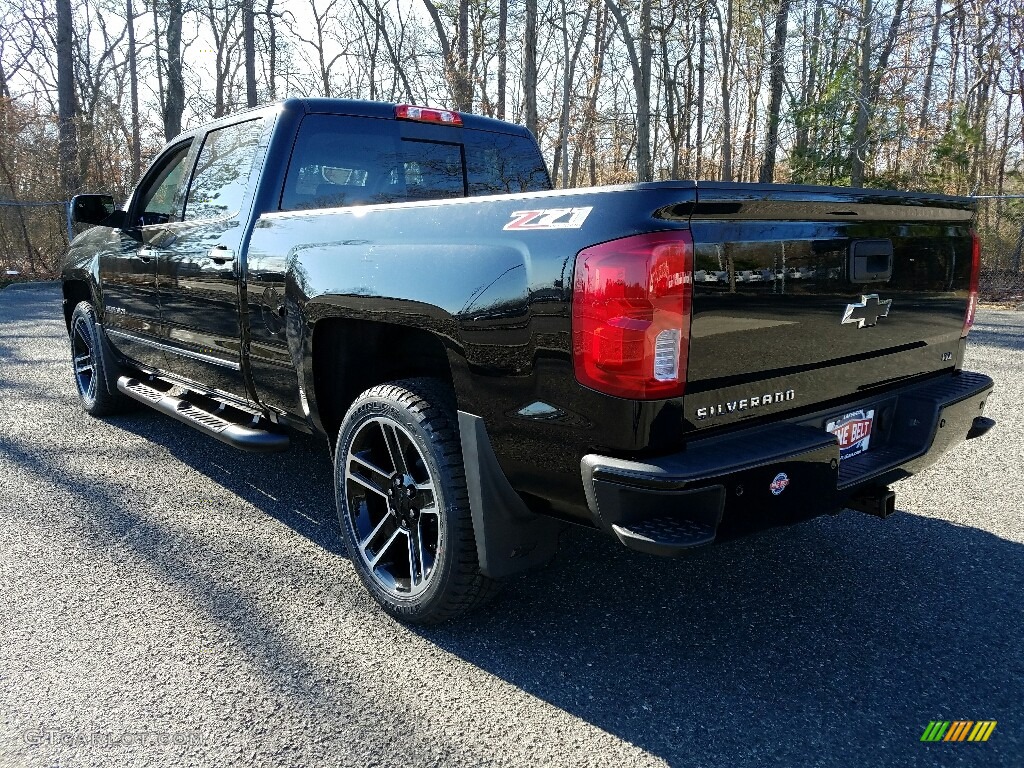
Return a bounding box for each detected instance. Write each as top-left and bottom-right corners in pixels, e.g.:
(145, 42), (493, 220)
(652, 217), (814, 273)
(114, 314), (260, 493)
(71, 309), (99, 405)
(334, 378), (499, 624)
(68, 301), (131, 417)
(344, 414), (441, 597)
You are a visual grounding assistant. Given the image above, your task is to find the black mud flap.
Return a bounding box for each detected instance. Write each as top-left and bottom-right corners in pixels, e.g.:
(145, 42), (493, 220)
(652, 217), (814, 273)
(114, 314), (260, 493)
(458, 411), (562, 579)
(94, 322), (127, 396)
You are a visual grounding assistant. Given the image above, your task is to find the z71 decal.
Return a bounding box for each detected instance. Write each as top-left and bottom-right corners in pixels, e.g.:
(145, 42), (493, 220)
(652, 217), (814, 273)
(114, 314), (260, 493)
(503, 207), (593, 230)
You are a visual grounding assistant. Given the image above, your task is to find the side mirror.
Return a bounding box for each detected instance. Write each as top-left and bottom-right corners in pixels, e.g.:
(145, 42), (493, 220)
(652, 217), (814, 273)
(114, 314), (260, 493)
(70, 194), (116, 226)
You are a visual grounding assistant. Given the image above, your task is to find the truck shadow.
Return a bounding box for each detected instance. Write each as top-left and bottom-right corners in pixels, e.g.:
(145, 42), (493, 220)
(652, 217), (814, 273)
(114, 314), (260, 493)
(109, 412), (346, 557)
(96, 410), (1024, 763)
(97, 410), (1023, 764)
(418, 513), (1024, 764)
(97, 405), (1024, 763)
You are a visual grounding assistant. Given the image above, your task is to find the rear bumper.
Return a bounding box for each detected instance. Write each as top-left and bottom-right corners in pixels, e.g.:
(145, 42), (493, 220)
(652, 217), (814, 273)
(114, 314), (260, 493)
(581, 370), (994, 555)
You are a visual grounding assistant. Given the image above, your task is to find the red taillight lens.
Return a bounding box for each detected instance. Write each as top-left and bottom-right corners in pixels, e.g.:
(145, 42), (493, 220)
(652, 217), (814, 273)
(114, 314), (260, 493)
(571, 231), (693, 399)
(963, 229), (981, 336)
(395, 104), (463, 126)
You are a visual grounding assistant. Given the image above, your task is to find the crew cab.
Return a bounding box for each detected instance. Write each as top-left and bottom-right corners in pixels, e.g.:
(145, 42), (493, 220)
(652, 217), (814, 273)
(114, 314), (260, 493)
(61, 98), (994, 623)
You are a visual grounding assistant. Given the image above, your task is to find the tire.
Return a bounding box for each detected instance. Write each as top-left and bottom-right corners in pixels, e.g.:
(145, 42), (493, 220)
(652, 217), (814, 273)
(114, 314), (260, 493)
(69, 301), (132, 417)
(334, 378), (500, 624)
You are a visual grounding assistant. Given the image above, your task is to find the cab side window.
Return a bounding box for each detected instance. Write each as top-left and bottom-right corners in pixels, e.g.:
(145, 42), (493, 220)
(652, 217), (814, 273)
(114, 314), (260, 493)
(182, 119), (263, 222)
(134, 141), (192, 227)
(464, 132), (550, 195)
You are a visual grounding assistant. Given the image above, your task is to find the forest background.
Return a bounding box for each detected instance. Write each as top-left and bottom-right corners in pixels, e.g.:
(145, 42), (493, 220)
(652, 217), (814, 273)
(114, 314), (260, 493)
(1, 0), (1022, 298)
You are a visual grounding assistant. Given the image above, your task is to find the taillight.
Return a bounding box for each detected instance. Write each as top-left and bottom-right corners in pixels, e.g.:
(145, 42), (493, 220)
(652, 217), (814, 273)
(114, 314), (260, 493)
(571, 231), (693, 399)
(395, 104), (463, 126)
(963, 230), (981, 336)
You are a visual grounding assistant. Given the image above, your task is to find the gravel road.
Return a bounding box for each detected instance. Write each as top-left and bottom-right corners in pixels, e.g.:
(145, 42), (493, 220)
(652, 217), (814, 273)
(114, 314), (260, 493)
(1, 283), (1021, 768)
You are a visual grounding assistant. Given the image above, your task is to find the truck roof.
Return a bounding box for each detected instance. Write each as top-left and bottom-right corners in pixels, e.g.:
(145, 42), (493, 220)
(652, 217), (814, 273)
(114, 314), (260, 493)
(164, 98), (537, 148)
(284, 97), (535, 138)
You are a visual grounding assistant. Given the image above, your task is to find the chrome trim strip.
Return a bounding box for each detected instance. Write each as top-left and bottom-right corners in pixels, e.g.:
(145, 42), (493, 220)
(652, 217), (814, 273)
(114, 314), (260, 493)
(106, 328), (242, 371)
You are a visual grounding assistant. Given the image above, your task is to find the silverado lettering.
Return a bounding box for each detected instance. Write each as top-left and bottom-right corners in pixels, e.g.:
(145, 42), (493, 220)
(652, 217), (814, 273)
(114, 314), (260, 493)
(696, 389), (798, 420)
(60, 99), (995, 624)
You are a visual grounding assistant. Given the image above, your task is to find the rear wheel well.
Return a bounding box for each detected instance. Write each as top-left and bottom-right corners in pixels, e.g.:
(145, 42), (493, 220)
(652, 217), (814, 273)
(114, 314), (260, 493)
(311, 319), (455, 445)
(62, 280), (92, 333)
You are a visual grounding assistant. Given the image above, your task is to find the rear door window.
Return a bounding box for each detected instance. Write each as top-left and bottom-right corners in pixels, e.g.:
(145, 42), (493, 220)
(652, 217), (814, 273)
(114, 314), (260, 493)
(281, 114), (548, 212)
(182, 119), (263, 221)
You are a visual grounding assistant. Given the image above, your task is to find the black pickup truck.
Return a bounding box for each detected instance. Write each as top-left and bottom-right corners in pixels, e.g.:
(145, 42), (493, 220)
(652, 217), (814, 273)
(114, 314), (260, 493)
(62, 98), (994, 623)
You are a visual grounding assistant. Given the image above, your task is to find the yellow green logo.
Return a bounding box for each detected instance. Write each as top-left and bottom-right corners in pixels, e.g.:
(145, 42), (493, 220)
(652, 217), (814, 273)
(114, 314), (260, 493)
(920, 720), (996, 742)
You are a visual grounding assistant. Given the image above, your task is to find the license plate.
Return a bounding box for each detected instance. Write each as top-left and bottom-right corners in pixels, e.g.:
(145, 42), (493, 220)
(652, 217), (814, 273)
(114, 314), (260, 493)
(826, 409), (875, 461)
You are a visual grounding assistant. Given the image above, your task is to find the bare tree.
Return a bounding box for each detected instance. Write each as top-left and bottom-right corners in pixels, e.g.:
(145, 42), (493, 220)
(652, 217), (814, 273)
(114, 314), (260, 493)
(126, 0), (141, 178)
(708, 0), (735, 182)
(354, 0), (415, 102)
(759, 0), (790, 183)
(262, 0), (280, 98)
(850, 0), (872, 187)
(164, 0), (186, 139)
(553, 0), (593, 186)
(605, 0), (652, 181)
(524, 0), (538, 135)
(422, 0), (472, 109)
(917, 0), (941, 136)
(244, 0), (258, 106)
(458, 0), (469, 106)
(287, 0), (343, 97)
(572, 0), (608, 186)
(3, 0), (1024, 235)
(56, 0), (80, 194)
(202, 0), (248, 116)
(497, 0), (507, 120)
(0, 6), (39, 100)
(794, 0), (823, 165)
(696, 0), (707, 178)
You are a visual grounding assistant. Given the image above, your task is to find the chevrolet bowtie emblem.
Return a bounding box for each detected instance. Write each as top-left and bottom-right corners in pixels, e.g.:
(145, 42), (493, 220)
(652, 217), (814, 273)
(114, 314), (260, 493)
(842, 294), (892, 328)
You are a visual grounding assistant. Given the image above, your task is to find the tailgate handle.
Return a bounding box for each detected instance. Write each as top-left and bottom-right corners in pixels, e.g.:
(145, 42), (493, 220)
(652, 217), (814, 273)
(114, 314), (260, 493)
(849, 240), (893, 283)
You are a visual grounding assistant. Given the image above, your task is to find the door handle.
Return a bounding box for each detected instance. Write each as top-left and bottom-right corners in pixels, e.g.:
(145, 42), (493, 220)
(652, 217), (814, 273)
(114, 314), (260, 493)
(136, 247), (158, 262)
(209, 246), (235, 264)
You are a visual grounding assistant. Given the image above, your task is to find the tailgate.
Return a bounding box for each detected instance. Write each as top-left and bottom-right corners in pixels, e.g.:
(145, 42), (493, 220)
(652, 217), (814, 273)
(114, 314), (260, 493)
(683, 183), (976, 429)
